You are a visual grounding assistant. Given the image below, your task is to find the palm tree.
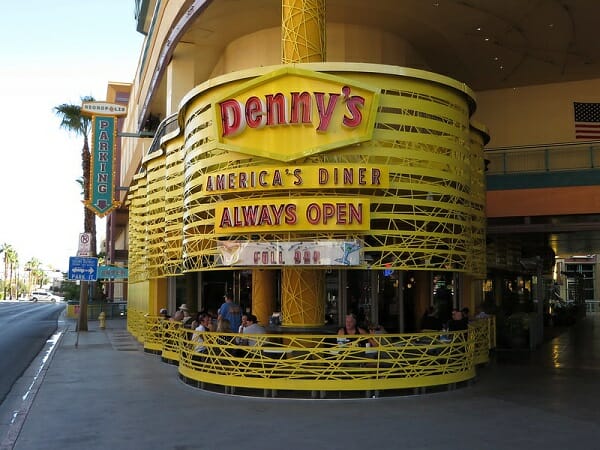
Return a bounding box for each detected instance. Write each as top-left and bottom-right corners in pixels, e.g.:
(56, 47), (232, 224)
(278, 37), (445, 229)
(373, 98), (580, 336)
(6, 247), (18, 300)
(1, 243), (10, 300)
(2, 244), (18, 300)
(24, 258), (42, 295)
(54, 96), (96, 331)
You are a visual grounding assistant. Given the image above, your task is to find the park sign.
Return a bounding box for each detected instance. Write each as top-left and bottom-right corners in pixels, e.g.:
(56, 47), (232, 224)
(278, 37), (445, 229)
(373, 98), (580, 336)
(68, 256), (98, 281)
(81, 101), (126, 217)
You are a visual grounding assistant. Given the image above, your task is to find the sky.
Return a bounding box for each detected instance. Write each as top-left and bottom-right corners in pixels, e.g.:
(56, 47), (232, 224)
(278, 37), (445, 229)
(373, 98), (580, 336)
(0, 1), (144, 272)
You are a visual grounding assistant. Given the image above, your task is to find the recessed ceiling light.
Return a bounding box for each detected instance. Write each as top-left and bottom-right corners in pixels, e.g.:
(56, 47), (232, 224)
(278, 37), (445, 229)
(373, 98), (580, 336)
(493, 56), (499, 61)
(484, 37), (490, 42)
(548, 23), (554, 28)
(433, 1), (439, 6)
(476, 27), (482, 32)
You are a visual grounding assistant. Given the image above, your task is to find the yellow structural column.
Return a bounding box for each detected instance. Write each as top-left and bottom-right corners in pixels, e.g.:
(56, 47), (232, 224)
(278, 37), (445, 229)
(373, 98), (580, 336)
(278, 0), (327, 328)
(251, 270), (276, 326)
(282, 0), (326, 63)
(281, 268), (325, 327)
(149, 278), (168, 314)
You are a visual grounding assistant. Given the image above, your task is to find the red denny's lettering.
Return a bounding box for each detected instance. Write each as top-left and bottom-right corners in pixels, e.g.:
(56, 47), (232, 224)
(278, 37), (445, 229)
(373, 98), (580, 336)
(219, 86), (365, 137)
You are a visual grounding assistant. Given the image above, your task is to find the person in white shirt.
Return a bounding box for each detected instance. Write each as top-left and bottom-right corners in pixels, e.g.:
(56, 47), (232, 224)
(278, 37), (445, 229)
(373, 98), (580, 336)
(242, 314), (265, 347)
(193, 313), (213, 353)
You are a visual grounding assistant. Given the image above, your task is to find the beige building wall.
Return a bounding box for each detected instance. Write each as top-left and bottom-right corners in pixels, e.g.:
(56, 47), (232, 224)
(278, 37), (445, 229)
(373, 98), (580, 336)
(473, 78), (600, 147)
(210, 24), (429, 78)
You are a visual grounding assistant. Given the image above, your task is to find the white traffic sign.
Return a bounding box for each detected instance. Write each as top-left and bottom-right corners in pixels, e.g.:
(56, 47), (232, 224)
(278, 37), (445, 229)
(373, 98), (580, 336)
(77, 233), (92, 256)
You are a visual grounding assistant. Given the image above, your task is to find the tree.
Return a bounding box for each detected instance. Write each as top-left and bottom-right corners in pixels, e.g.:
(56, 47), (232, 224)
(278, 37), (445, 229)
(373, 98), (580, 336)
(5, 247), (18, 300)
(54, 96), (96, 331)
(1, 243), (10, 300)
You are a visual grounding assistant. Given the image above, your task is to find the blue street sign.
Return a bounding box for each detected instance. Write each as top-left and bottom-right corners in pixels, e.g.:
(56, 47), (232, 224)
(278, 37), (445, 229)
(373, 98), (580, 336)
(68, 257), (98, 281)
(97, 265), (128, 279)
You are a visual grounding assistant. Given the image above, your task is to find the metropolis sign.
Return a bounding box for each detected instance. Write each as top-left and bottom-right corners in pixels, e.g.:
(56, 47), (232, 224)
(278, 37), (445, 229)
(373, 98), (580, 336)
(81, 101), (125, 217)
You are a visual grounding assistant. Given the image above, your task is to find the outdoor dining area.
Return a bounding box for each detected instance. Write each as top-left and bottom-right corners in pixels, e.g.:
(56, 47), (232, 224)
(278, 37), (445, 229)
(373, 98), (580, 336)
(127, 309), (496, 399)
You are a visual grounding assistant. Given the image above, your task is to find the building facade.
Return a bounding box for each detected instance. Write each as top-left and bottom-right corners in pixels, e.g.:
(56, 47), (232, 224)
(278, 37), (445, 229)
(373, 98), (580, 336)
(109, 1), (600, 332)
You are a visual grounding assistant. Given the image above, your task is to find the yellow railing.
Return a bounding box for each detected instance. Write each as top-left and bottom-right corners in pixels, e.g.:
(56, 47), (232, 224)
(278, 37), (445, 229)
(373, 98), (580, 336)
(471, 318), (496, 365)
(160, 320), (183, 364)
(136, 315), (495, 397)
(127, 308), (146, 343)
(143, 315), (164, 353)
(179, 330), (475, 394)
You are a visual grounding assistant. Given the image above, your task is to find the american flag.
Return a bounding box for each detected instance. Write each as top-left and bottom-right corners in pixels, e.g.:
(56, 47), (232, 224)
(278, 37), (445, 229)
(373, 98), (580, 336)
(574, 102), (600, 139)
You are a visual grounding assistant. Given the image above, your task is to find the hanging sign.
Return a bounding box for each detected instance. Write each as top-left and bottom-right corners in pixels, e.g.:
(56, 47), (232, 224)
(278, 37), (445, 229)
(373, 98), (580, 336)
(217, 240), (362, 266)
(81, 101), (126, 217)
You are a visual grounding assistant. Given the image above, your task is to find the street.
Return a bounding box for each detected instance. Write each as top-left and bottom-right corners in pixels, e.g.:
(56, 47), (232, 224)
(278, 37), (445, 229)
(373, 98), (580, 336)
(0, 301), (64, 404)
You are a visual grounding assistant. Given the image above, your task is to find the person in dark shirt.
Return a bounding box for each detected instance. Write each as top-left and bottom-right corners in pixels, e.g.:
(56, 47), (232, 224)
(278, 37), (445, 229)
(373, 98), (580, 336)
(420, 306), (442, 331)
(448, 309), (468, 331)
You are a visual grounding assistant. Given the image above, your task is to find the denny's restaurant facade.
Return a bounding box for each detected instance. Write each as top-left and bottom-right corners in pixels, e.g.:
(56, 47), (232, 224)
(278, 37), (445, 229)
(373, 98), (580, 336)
(127, 63), (487, 332)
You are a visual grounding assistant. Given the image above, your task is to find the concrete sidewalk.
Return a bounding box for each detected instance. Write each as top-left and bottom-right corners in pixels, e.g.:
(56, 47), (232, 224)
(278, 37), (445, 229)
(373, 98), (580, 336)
(2, 315), (600, 450)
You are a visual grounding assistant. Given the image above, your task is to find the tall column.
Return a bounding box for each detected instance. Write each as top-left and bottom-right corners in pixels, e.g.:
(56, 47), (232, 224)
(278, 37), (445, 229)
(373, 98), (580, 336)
(414, 271), (431, 329)
(252, 270), (276, 326)
(282, 0), (326, 63)
(282, 268), (325, 327)
(149, 278), (168, 314)
(280, 0), (327, 328)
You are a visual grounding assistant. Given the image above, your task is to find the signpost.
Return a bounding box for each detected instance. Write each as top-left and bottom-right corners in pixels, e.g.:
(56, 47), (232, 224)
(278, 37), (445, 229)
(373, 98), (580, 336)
(68, 257), (98, 281)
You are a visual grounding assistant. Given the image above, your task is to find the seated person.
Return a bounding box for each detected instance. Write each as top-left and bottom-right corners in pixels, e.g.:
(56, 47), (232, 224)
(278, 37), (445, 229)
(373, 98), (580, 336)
(159, 308), (170, 320)
(193, 313), (213, 353)
(420, 306), (443, 331)
(242, 314), (266, 347)
(461, 307), (470, 322)
(448, 309), (468, 331)
(169, 310), (184, 323)
(338, 313), (373, 346)
(179, 304), (194, 328)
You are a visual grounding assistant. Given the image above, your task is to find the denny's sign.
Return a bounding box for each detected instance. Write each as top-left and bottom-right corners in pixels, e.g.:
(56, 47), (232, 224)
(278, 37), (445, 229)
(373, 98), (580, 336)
(81, 101), (126, 217)
(213, 67), (380, 161)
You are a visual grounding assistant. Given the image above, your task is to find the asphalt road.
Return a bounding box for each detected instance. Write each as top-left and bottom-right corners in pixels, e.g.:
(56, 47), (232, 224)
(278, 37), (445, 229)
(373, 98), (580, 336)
(0, 301), (64, 404)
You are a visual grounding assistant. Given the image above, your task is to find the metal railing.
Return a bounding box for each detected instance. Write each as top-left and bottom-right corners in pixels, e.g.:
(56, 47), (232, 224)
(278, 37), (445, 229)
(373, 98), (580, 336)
(131, 312), (496, 398)
(485, 141), (600, 175)
(585, 300), (600, 314)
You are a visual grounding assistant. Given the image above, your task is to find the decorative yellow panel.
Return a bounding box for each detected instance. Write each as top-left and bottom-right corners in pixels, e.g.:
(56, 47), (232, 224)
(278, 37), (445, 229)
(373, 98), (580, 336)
(137, 63), (486, 277)
(145, 152), (166, 278)
(164, 138), (184, 275)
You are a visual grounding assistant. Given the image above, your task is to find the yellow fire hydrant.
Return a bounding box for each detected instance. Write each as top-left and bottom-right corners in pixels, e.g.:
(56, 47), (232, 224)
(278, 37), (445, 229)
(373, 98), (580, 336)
(98, 312), (106, 330)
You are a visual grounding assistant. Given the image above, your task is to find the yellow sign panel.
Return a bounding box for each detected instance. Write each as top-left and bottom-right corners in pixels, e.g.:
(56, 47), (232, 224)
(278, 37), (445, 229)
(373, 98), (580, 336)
(215, 197), (370, 234)
(202, 164), (388, 193)
(213, 67), (380, 162)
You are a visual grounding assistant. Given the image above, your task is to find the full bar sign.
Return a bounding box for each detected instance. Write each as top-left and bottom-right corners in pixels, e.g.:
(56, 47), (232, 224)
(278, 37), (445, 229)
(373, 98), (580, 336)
(81, 101), (126, 217)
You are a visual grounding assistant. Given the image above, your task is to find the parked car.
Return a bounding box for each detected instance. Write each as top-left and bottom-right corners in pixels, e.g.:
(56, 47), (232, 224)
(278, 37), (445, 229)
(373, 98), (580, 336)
(30, 290), (61, 302)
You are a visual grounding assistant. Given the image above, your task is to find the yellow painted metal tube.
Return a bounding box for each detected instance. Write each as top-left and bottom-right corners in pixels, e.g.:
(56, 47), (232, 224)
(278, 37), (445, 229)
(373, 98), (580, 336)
(281, 268), (324, 327)
(252, 269), (276, 325)
(176, 328), (477, 393)
(143, 315), (164, 353)
(282, 0), (326, 63)
(161, 320), (184, 364)
(471, 318), (492, 365)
